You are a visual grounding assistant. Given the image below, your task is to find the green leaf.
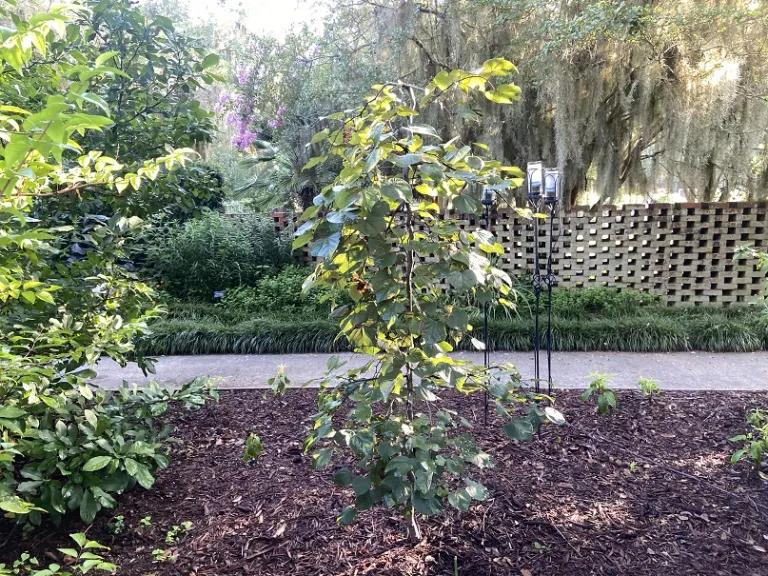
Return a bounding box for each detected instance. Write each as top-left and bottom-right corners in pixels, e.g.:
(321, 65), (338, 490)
(433, 71), (452, 90)
(338, 505), (356, 525)
(303, 155), (327, 171)
(479, 58), (517, 77)
(463, 479), (488, 501)
(133, 463), (155, 489)
(201, 54), (220, 69)
(446, 309), (469, 330)
(332, 467), (354, 486)
(404, 125), (441, 139)
(95, 50), (119, 66)
(503, 418), (533, 441)
(419, 163), (444, 181)
(311, 129), (330, 144)
(0, 407), (26, 418)
(243, 434), (263, 462)
(452, 194), (483, 214)
(79, 490), (99, 524)
(412, 491), (443, 515)
(310, 232), (340, 258)
(351, 475), (371, 497)
(71, 533), (87, 548)
(423, 318), (446, 343)
(0, 498), (33, 514)
(382, 181), (412, 203)
(84, 409), (98, 428)
(392, 153), (422, 167)
(312, 447), (333, 469)
(82, 456), (114, 472)
(4, 136), (31, 168)
(448, 488), (471, 511)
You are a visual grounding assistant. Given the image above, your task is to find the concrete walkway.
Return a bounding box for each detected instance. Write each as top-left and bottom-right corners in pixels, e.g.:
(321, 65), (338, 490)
(92, 351), (768, 390)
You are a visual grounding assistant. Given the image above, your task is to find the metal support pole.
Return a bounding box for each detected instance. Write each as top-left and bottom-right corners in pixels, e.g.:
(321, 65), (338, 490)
(530, 199), (542, 394)
(545, 203), (557, 395)
(483, 202), (491, 425)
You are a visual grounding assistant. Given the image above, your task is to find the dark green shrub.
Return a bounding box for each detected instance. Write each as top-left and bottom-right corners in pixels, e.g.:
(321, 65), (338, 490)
(219, 266), (349, 315)
(514, 287), (660, 319)
(144, 211), (293, 299)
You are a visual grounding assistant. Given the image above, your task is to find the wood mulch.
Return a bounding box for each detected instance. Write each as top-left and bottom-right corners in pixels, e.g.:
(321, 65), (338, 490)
(4, 389), (768, 575)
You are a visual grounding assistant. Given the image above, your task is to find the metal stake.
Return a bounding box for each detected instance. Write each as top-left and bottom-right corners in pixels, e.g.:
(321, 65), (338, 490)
(530, 198), (542, 394)
(483, 200), (491, 425)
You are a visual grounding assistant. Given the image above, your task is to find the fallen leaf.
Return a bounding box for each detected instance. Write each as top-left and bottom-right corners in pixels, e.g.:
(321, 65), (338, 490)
(521, 570), (533, 576)
(273, 522), (286, 538)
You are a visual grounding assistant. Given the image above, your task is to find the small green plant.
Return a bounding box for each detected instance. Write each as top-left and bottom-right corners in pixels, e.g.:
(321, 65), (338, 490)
(730, 409), (768, 478)
(151, 549), (175, 564)
(637, 377), (660, 397)
(139, 516), (152, 528)
(106, 515), (126, 535)
(164, 521), (193, 545)
(629, 461), (638, 473)
(243, 434), (264, 462)
(0, 533), (117, 575)
(581, 373), (617, 414)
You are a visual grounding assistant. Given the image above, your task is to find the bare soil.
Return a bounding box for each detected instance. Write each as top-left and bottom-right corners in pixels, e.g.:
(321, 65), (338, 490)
(4, 389), (768, 575)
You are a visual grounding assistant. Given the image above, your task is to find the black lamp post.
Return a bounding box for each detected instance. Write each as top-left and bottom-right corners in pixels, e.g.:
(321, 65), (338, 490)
(527, 162), (561, 395)
(542, 169), (562, 394)
(526, 162), (544, 393)
(481, 186), (495, 425)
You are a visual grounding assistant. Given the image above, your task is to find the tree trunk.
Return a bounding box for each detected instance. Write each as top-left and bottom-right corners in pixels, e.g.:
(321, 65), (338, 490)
(407, 507), (422, 542)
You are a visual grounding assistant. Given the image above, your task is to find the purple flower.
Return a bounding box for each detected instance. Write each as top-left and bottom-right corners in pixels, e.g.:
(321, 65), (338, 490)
(232, 129), (260, 151)
(236, 68), (251, 85)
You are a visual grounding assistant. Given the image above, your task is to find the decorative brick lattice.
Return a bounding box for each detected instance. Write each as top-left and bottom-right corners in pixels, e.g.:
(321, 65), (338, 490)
(266, 202), (768, 305)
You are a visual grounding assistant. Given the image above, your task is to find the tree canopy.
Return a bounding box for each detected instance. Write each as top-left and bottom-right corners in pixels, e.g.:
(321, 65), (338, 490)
(214, 0), (768, 207)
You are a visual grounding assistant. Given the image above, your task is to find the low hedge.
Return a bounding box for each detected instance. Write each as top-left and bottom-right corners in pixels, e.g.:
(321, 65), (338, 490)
(139, 309), (768, 355)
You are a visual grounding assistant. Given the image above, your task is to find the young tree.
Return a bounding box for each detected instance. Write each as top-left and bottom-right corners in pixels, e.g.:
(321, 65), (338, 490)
(293, 60), (563, 540)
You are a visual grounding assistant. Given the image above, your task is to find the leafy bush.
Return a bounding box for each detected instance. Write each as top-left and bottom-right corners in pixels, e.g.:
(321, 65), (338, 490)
(513, 287), (660, 319)
(219, 266), (348, 315)
(0, 6), (216, 528)
(144, 211), (293, 299)
(2, 378), (216, 525)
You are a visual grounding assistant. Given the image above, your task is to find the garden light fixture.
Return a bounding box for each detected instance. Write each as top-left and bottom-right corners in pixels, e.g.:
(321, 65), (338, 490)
(543, 168), (562, 204)
(527, 161), (561, 396)
(527, 161), (543, 201)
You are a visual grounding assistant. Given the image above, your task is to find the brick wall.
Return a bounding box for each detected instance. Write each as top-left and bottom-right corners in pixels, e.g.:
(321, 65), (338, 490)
(260, 202), (768, 305)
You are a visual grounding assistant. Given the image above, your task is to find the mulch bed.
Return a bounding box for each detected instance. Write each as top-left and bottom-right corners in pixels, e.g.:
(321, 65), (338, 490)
(4, 389), (768, 575)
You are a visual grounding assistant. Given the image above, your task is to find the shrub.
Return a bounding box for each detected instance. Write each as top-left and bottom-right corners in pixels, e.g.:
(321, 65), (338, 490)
(514, 286), (660, 319)
(219, 266), (349, 315)
(144, 211), (293, 299)
(2, 378), (216, 525)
